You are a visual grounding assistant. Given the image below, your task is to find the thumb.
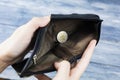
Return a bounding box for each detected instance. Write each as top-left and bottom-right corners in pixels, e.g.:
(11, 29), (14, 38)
(53, 60), (70, 80)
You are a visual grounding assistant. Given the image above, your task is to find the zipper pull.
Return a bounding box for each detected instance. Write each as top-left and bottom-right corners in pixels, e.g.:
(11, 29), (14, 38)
(33, 54), (37, 65)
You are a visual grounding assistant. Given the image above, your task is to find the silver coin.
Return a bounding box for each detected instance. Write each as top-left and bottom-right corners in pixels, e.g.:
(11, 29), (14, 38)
(57, 31), (68, 43)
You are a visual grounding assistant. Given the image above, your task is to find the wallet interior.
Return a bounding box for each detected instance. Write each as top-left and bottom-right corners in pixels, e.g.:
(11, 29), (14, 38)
(12, 14), (102, 77)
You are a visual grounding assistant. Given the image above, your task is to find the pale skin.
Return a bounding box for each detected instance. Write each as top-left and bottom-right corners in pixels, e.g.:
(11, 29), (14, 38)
(0, 16), (97, 80)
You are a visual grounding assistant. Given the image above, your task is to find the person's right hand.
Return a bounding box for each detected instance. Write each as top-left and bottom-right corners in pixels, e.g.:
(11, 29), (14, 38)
(35, 40), (97, 80)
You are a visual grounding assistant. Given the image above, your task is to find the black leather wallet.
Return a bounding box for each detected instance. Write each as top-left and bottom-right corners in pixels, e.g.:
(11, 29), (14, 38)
(12, 14), (102, 77)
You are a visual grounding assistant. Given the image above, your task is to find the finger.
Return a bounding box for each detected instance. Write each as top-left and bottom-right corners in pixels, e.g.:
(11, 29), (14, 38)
(53, 60), (70, 80)
(35, 74), (51, 80)
(17, 15), (51, 33)
(8, 16), (50, 54)
(70, 40), (97, 79)
(10, 15), (51, 39)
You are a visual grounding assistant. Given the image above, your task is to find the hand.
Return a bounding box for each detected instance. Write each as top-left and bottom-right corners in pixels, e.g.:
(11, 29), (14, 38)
(35, 40), (97, 80)
(0, 16), (50, 72)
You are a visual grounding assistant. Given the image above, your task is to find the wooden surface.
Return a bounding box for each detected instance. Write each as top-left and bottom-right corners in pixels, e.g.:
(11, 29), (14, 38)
(0, 0), (120, 80)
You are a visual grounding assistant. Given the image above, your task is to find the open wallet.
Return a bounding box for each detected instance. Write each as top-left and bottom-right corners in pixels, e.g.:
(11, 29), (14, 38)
(12, 14), (102, 77)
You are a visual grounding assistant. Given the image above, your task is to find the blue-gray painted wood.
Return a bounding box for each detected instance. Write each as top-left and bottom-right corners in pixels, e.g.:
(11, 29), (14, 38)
(0, 0), (120, 80)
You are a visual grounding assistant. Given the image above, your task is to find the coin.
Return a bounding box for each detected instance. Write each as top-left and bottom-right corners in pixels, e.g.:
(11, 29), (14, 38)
(57, 31), (68, 43)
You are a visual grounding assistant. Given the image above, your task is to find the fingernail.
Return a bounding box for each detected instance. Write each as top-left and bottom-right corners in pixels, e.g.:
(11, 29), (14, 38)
(91, 39), (97, 44)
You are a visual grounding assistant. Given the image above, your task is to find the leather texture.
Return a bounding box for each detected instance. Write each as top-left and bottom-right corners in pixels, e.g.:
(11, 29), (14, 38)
(12, 14), (102, 77)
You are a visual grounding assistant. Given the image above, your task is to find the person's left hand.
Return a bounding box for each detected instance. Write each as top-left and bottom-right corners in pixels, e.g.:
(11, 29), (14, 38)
(0, 16), (50, 72)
